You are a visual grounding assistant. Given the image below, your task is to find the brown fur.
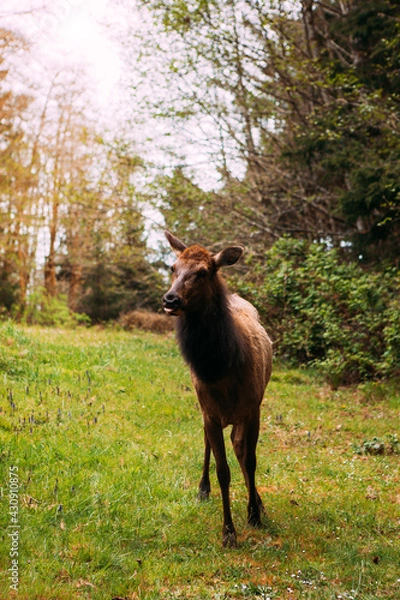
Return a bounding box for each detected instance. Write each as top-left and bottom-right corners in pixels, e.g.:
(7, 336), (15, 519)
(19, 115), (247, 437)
(163, 231), (272, 547)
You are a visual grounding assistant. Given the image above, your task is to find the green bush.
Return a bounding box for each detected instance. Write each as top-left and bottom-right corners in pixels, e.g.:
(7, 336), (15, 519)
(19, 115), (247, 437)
(237, 238), (400, 386)
(19, 288), (89, 328)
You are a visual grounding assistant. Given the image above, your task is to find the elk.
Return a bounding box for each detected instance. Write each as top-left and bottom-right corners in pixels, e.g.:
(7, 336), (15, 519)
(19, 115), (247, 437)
(162, 231), (273, 547)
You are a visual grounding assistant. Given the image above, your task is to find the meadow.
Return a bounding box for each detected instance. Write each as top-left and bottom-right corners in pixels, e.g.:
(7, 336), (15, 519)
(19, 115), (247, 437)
(0, 322), (399, 600)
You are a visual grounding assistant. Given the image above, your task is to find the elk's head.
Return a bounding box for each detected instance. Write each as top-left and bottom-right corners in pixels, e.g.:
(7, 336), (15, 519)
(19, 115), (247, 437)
(162, 231), (243, 316)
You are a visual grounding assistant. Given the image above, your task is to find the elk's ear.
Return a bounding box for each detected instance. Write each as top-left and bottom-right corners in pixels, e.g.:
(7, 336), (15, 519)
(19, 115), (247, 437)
(213, 246), (244, 269)
(165, 230), (187, 256)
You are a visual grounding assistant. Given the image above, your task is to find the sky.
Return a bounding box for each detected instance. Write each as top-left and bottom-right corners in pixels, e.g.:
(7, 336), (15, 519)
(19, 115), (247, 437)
(0, 1), (191, 166)
(1, 0), (124, 112)
(0, 0), (234, 191)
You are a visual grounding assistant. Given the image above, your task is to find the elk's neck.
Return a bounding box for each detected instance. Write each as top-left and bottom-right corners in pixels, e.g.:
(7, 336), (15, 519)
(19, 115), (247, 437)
(176, 290), (242, 383)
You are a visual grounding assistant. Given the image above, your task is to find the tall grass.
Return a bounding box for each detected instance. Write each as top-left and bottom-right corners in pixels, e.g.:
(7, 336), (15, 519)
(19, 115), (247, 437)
(0, 322), (399, 599)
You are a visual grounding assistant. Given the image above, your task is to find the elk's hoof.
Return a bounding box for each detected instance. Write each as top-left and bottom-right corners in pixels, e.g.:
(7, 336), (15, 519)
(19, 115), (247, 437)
(222, 527), (237, 548)
(198, 489), (210, 501)
(247, 509), (262, 528)
(197, 490), (210, 502)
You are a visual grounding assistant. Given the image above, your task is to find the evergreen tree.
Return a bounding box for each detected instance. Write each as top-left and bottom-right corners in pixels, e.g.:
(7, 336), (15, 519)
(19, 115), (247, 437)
(135, 0), (400, 262)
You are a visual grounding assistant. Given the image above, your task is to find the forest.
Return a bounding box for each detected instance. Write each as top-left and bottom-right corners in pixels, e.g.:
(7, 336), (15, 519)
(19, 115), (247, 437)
(1, 0), (399, 385)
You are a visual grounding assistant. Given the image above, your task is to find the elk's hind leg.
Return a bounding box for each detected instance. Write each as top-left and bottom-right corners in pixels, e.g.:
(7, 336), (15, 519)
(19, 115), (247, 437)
(231, 415), (264, 528)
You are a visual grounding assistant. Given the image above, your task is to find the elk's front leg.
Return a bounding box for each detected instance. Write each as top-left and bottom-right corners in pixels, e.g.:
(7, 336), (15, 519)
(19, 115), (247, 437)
(198, 428), (211, 500)
(204, 417), (237, 547)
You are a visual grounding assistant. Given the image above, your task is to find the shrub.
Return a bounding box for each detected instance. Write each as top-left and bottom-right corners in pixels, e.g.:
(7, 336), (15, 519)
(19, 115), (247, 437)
(119, 310), (174, 334)
(20, 288), (89, 328)
(236, 238), (400, 386)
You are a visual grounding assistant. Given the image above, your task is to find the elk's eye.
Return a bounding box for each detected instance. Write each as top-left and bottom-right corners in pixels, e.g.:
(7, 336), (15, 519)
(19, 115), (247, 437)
(197, 269), (208, 279)
(170, 265), (175, 274)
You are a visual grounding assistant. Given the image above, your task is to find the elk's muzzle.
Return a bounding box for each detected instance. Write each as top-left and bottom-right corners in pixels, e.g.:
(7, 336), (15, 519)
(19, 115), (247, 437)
(162, 292), (183, 316)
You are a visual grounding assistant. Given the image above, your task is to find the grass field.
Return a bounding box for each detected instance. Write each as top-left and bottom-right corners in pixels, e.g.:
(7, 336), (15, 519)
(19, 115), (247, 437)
(0, 322), (399, 600)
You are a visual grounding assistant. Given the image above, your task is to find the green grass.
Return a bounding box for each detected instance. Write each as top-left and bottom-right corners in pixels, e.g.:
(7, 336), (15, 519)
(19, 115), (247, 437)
(0, 321), (399, 599)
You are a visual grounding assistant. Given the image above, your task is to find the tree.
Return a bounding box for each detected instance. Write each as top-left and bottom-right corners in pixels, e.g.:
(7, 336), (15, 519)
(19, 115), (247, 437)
(0, 26), (164, 320)
(283, 0), (400, 261)
(0, 28), (38, 312)
(75, 142), (165, 321)
(132, 0), (400, 262)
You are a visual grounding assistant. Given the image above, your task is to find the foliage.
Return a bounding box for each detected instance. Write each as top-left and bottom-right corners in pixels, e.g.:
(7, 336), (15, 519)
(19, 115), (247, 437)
(286, 1), (400, 261)
(78, 258), (165, 322)
(155, 167), (259, 251)
(19, 288), (89, 328)
(136, 0), (400, 262)
(51, 136), (164, 322)
(0, 268), (18, 314)
(354, 435), (399, 456)
(0, 30), (161, 321)
(74, 182), (165, 322)
(0, 29), (35, 309)
(0, 325), (399, 598)
(236, 238), (400, 386)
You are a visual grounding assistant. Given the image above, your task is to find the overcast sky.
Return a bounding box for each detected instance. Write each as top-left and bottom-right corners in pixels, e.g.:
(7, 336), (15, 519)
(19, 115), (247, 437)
(1, 0), (238, 192)
(1, 0), (124, 113)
